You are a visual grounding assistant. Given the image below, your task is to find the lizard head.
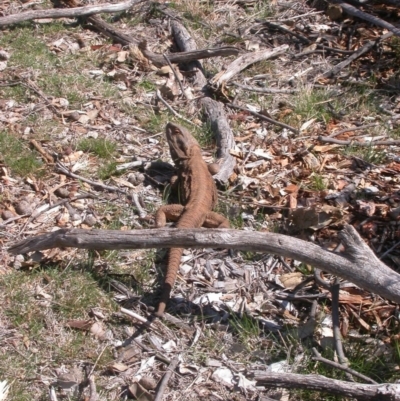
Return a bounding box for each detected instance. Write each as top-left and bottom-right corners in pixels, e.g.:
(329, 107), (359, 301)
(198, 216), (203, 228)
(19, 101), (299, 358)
(165, 122), (200, 163)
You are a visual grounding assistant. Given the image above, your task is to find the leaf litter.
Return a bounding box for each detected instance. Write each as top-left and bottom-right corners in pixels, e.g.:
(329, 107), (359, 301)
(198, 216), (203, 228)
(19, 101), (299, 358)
(0, 0), (400, 400)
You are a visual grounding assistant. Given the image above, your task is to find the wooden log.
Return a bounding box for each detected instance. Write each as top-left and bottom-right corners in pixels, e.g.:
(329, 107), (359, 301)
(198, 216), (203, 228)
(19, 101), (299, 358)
(8, 225), (400, 305)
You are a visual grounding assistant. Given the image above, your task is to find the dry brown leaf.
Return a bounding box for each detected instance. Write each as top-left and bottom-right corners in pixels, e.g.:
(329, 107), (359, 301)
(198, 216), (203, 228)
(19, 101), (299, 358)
(280, 272), (303, 289)
(65, 319), (93, 330)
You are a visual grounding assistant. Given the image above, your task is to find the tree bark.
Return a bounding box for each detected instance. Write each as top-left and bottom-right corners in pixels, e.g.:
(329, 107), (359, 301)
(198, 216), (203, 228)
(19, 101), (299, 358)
(0, 0), (144, 27)
(8, 225), (400, 305)
(170, 19), (237, 184)
(254, 371), (400, 400)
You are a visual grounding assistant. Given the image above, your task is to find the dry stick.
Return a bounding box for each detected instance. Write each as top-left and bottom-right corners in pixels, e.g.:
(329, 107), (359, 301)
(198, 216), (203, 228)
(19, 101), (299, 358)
(322, 31), (393, 78)
(232, 82), (298, 94)
(87, 375), (98, 401)
(0, 0), (145, 27)
(379, 239), (400, 260)
(330, 0), (400, 37)
(169, 19), (207, 89)
(29, 139), (54, 163)
(0, 214), (29, 229)
(312, 348), (378, 384)
(56, 162), (127, 194)
(259, 20), (355, 55)
(318, 136), (400, 146)
(330, 278), (353, 382)
(9, 225), (400, 306)
(155, 90), (198, 127)
(154, 357), (180, 401)
(18, 194), (95, 235)
(86, 15), (238, 67)
(328, 123), (379, 138)
(227, 103), (299, 134)
(210, 45), (289, 88)
(254, 371), (395, 400)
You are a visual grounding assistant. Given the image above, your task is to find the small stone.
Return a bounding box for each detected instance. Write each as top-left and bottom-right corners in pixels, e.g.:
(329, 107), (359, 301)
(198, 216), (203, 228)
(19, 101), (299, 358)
(139, 376), (157, 390)
(128, 172), (145, 186)
(15, 200), (32, 215)
(55, 188), (70, 198)
(1, 210), (15, 220)
(83, 214), (97, 227)
(68, 111), (80, 121)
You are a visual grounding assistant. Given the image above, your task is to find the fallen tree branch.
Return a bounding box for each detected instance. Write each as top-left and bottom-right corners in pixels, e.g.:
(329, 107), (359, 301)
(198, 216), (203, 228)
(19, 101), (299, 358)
(330, 0), (400, 37)
(8, 225), (400, 305)
(253, 371), (399, 400)
(56, 0), (239, 67)
(201, 98), (237, 184)
(209, 45), (289, 88)
(0, 0), (144, 27)
(322, 31), (393, 78)
(318, 136), (400, 146)
(227, 103), (299, 134)
(154, 357), (180, 401)
(170, 19), (237, 184)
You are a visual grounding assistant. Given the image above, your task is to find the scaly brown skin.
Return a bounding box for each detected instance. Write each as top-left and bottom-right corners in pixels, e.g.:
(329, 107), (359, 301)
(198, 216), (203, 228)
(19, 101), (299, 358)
(154, 122), (229, 317)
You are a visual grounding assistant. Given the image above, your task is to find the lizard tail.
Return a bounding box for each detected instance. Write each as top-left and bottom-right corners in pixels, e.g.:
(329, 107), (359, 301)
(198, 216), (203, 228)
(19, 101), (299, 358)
(155, 247), (183, 317)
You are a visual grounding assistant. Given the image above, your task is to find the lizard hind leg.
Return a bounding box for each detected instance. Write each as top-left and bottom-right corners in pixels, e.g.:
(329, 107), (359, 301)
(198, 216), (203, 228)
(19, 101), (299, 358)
(203, 211), (230, 228)
(155, 204), (184, 227)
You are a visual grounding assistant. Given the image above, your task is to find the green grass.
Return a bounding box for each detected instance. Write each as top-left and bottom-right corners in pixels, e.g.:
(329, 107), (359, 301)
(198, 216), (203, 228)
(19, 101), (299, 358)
(0, 264), (117, 399)
(77, 137), (117, 159)
(0, 26), (118, 108)
(0, 131), (43, 177)
(308, 173), (327, 191)
(343, 143), (387, 164)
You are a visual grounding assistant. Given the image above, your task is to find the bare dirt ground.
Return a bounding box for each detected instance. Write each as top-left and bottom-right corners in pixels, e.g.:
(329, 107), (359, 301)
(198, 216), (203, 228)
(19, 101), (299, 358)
(1, 0), (400, 400)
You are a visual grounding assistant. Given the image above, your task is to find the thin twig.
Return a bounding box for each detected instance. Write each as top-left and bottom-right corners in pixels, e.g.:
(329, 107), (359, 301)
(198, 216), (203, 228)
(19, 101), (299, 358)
(331, 278), (353, 381)
(131, 192), (147, 219)
(56, 162), (127, 194)
(232, 82), (298, 94)
(312, 348), (378, 384)
(154, 357), (180, 401)
(156, 90), (198, 127)
(322, 31), (393, 78)
(379, 240), (400, 260)
(121, 307), (153, 326)
(328, 123), (379, 138)
(227, 103), (299, 134)
(163, 54), (188, 100)
(18, 194), (96, 235)
(87, 375), (99, 401)
(88, 344), (108, 378)
(318, 136), (400, 146)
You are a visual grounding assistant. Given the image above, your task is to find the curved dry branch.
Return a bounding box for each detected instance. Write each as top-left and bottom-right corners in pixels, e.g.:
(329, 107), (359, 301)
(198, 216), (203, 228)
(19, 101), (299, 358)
(331, 0), (400, 37)
(0, 0), (144, 27)
(8, 225), (400, 305)
(254, 371), (399, 400)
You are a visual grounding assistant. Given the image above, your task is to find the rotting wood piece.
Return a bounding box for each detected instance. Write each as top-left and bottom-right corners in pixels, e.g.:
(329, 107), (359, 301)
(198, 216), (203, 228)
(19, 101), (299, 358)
(253, 371), (400, 400)
(169, 19), (236, 184)
(0, 0), (144, 27)
(9, 225), (400, 306)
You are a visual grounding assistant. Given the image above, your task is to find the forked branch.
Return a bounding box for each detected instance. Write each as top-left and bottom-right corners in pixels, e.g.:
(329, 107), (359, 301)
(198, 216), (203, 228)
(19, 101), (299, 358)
(9, 225), (400, 305)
